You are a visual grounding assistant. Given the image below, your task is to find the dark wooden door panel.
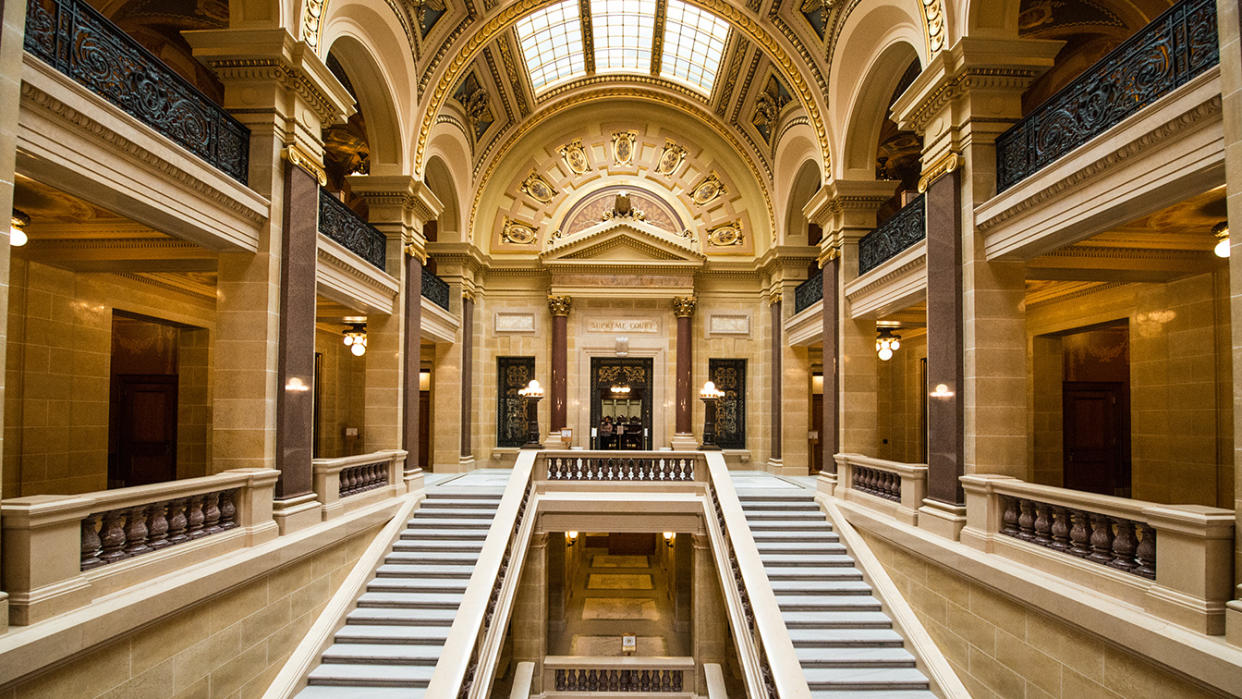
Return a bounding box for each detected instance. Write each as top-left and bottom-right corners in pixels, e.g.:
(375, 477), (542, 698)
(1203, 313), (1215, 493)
(118, 375), (178, 486)
(1063, 381), (1128, 496)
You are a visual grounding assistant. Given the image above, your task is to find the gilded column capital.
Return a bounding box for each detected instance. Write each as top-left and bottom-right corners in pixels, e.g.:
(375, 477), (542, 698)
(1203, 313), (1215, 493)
(547, 295), (573, 317)
(672, 296), (697, 318)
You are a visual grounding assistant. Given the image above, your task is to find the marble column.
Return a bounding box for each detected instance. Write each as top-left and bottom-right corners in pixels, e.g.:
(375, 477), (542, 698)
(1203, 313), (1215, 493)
(770, 298), (783, 462)
(403, 255), (423, 468)
(819, 257), (840, 475)
(924, 170), (965, 509)
(548, 295), (572, 434)
(672, 296), (697, 450)
(460, 294), (474, 461)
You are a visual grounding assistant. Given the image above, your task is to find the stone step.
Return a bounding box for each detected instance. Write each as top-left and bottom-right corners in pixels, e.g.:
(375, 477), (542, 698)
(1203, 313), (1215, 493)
(810, 691), (936, 699)
(770, 580), (873, 596)
(754, 540), (846, 553)
(420, 498), (501, 509)
(366, 579), (469, 595)
(786, 627), (906, 648)
(765, 567), (863, 581)
(334, 625), (451, 645)
(321, 643), (444, 665)
(391, 539), (485, 552)
(744, 510), (825, 521)
(384, 551), (480, 565)
(802, 667), (930, 691)
(374, 563), (476, 579)
(347, 607), (458, 626)
(776, 594), (883, 612)
(795, 646), (917, 669)
(759, 554), (855, 567)
(297, 686), (425, 699)
(306, 662), (434, 688)
(781, 611), (894, 629)
(748, 520), (834, 531)
(407, 507), (501, 519)
(403, 518), (493, 529)
(399, 528), (488, 540)
(355, 591), (464, 609)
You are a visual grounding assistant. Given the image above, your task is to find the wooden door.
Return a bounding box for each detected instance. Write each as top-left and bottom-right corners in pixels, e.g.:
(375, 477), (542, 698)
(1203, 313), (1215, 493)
(810, 393), (823, 473)
(116, 375), (178, 486)
(1063, 381), (1129, 496)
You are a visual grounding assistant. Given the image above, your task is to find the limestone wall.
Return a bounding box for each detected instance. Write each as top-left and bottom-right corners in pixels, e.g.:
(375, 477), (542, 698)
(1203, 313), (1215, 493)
(314, 327), (367, 459)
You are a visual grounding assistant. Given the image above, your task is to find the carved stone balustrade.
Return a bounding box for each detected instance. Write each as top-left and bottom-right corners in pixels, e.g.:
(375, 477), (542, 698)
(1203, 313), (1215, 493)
(832, 453), (927, 526)
(312, 450), (408, 520)
(961, 475), (1234, 635)
(0, 468), (279, 625)
(544, 453), (699, 482)
(544, 656), (694, 696)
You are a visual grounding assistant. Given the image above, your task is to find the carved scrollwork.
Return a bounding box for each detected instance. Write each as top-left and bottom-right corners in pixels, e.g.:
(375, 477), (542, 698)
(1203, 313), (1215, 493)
(520, 171), (557, 203)
(654, 140), (686, 176)
(560, 138), (592, 174)
(501, 217), (538, 245)
(858, 194), (925, 275)
(691, 172), (727, 205)
(612, 130), (637, 165)
(318, 189), (387, 271)
(706, 220), (744, 247)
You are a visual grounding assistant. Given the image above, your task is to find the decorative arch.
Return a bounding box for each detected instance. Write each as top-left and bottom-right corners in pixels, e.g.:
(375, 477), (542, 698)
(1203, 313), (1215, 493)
(959, 0), (1022, 39)
(772, 123), (821, 246)
(840, 42), (921, 178)
(321, 37), (401, 171)
(424, 149), (464, 242)
(782, 160), (821, 248)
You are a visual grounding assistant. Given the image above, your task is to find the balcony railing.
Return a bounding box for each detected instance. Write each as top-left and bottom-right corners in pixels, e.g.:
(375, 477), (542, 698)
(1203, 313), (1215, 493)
(995, 0), (1219, 192)
(422, 264), (451, 310)
(858, 194), (925, 275)
(318, 188), (387, 271)
(23, 0), (250, 184)
(794, 268), (822, 313)
(834, 453), (927, 526)
(312, 450), (405, 520)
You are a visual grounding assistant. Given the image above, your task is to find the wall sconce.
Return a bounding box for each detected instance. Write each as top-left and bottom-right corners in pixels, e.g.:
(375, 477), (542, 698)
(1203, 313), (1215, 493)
(876, 327), (901, 361)
(518, 379), (544, 449)
(566, 531), (578, 546)
(419, 369), (431, 392)
(1214, 221), (1230, 258)
(342, 322), (367, 356)
(663, 532), (675, 547)
(930, 383), (955, 399)
(610, 384), (631, 395)
(699, 380), (725, 450)
(9, 209), (29, 247)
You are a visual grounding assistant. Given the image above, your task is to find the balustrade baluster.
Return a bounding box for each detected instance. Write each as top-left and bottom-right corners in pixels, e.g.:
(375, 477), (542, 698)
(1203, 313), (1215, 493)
(1135, 523), (1157, 579)
(608, 669), (619, 691)
(203, 492), (223, 534)
(673, 669), (683, 691)
(1033, 502), (1052, 546)
(100, 510), (127, 562)
(219, 490), (237, 529)
(146, 502), (171, 549)
(1109, 518), (1138, 572)
(1049, 506), (1070, 551)
(167, 498), (188, 544)
(1069, 510), (1091, 557)
(1088, 514), (1115, 565)
(122, 506), (151, 556)
(556, 669), (567, 691)
(80, 513), (104, 569)
(1001, 496), (1019, 537)
(186, 495), (207, 539)
(1017, 499), (1036, 540)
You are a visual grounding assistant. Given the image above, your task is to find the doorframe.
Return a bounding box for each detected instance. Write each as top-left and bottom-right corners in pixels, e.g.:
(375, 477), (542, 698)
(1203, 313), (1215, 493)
(575, 344), (667, 448)
(589, 356), (655, 450)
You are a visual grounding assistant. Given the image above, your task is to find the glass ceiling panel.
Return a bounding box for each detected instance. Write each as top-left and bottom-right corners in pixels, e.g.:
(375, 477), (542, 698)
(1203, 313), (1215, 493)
(659, 0), (730, 94)
(591, 0), (658, 75)
(514, 0), (587, 92)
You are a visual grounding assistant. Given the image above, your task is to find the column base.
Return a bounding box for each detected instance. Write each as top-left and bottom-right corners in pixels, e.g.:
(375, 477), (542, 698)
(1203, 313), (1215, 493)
(916, 498), (967, 541)
(816, 471), (838, 499)
(403, 468), (425, 495)
(459, 455), (476, 472)
(670, 433), (699, 451)
(273, 493), (322, 535)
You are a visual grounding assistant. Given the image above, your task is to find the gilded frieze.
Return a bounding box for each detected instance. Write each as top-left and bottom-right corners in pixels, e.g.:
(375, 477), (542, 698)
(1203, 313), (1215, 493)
(612, 130), (638, 165)
(655, 140), (686, 176)
(560, 138), (592, 174)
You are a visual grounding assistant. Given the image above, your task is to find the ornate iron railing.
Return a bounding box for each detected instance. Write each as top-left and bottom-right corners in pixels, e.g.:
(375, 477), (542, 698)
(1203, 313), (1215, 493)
(794, 268), (822, 313)
(858, 194), (925, 275)
(422, 265), (451, 310)
(995, 0), (1219, 192)
(23, 0), (250, 184)
(318, 188), (387, 271)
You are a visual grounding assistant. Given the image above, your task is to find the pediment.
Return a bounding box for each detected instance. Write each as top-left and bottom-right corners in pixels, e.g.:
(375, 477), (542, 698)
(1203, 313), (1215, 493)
(541, 219), (705, 266)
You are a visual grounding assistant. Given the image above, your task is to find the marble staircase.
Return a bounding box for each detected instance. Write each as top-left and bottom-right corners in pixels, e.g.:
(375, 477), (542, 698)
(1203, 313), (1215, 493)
(737, 487), (936, 698)
(295, 489), (503, 698)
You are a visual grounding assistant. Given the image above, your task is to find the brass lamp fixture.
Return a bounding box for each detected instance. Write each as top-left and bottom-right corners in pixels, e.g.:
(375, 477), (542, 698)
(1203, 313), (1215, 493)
(342, 322), (368, 356)
(1214, 221), (1230, 258)
(699, 380), (725, 450)
(876, 327), (901, 361)
(518, 379), (544, 449)
(610, 383), (631, 395)
(9, 209), (29, 247)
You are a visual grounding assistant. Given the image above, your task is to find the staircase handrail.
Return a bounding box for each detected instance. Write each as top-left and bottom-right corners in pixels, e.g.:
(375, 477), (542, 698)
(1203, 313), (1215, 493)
(263, 487), (425, 698)
(703, 451), (811, 698)
(425, 449), (539, 698)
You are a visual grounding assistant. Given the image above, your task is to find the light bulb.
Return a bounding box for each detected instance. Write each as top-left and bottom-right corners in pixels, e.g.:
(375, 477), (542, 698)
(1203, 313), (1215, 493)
(343, 335), (354, 345)
(878, 347), (893, 361)
(1215, 236), (1230, 258)
(891, 339), (900, 351)
(9, 226), (27, 247)
(350, 341), (366, 356)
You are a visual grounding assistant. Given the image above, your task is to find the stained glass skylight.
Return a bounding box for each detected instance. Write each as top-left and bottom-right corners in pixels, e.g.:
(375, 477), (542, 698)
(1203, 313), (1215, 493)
(514, 0), (587, 92)
(659, 0), (729, 94)
(591, 0), (658, 75)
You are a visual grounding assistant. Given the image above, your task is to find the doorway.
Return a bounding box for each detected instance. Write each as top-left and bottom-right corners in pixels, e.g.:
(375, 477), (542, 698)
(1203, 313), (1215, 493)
(109, 313), (180, 488)
(1059, 321), (1131, 497)
(590, 357), (653, 450)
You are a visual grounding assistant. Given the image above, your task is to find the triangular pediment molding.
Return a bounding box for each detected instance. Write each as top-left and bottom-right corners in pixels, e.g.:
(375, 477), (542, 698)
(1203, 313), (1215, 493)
(540, 219), (705, 267)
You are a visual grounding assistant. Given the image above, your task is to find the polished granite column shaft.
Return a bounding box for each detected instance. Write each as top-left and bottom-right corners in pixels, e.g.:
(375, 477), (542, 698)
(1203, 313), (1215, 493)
(820, 258), (840, 473)
(274, 161), (317, 500)
(402, 255), (422, 468)
(460, 294), (473, 458)
(548, 295), (571, 431)
(925, 170), (964, 505)
(673, 296), (696, 437)
(770, 299), (782, 460)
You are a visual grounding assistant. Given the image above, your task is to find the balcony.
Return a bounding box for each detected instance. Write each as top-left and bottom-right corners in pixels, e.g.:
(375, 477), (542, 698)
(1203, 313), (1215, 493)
(23, 0), (250, 185)
(318, 188), (387, 271)
(858, 194), (925, 276)
(421, 264), (451, 311)
(994, 0), (1219, 193)
(794, 268), (822, 313)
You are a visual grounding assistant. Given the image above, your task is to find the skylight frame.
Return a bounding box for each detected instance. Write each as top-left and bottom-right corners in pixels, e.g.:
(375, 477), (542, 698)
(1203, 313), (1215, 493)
(658, 0), (731, 95)
(514, 0), (588, 93)
(590, 0), (659, 76)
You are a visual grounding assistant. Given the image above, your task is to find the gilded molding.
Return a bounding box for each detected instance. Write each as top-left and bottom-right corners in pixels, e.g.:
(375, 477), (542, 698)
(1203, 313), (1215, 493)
(917, 151), (960, 193)
(547, 294), (573, 316)
(706, 220), (744, 247)
(560, 138), (592, 173)
(501, 217), (538, 245)
(672, 295), (697, 317)
(612, 130), (638, 165)
(520, 171), (557, 203)
(918, 0), (946, 54)
(283, 145), (329, 187)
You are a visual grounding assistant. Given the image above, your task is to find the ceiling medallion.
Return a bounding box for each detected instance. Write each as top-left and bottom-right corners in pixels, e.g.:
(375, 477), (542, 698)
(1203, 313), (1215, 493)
(706, 220), (743, 247)
(612, 130), (638, 165)
(691, 172), (727, 205)
(502, 217), (538, 245)
(520, 171), (557, 203)
(655, 140), (686, 176)
(560, 138), (592, 174)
